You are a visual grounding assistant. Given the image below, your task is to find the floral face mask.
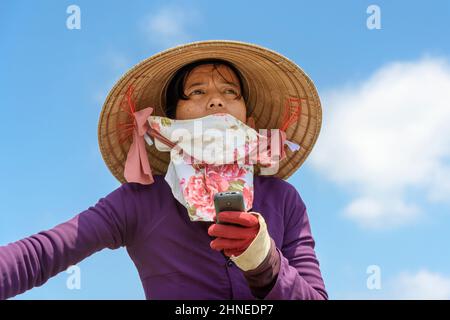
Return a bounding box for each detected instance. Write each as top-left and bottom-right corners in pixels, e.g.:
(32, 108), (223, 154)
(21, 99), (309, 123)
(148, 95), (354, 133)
(143, 113), (299, 222)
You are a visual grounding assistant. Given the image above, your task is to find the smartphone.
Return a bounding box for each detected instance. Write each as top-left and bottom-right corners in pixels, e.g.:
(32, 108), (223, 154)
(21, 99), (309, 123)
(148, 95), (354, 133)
(213, 191), (245, 225)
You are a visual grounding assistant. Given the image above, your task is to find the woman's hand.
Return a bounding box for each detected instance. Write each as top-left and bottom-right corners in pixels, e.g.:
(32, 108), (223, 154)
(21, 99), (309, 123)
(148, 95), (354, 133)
(208, 211), (272, 271)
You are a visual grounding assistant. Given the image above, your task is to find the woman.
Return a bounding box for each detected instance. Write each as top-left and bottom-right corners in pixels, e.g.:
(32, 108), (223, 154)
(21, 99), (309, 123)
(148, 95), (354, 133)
(0, 40), (327, 300)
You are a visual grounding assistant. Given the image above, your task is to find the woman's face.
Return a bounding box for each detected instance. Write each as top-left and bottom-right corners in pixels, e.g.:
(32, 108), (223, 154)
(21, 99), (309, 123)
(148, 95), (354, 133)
(175, 64), (248, 123)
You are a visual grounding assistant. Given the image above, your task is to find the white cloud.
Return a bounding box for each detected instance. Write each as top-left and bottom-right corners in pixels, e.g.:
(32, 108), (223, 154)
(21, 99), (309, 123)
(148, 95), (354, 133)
(390, 269), (450, 299)
(310, 56), (450, 229)
(334, 269), (450, 300)
(140, 4), (202, 48)
(344, 196), (421, 229)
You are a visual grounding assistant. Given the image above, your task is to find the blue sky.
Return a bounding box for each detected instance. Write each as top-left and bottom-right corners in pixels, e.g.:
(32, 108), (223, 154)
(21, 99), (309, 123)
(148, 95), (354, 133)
(1, 0), (450, 299)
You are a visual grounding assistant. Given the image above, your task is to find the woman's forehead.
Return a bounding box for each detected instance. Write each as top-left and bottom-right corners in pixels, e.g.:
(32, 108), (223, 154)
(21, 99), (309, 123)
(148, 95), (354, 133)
(185, 64), (239, 83)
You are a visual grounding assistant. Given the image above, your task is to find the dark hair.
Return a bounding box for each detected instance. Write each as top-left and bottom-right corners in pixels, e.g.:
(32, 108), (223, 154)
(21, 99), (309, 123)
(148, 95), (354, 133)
(164, 58), (248, 119)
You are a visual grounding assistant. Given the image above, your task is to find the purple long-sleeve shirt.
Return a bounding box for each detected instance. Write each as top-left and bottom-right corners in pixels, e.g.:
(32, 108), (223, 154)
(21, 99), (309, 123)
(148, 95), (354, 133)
(0, 175), (328, 300)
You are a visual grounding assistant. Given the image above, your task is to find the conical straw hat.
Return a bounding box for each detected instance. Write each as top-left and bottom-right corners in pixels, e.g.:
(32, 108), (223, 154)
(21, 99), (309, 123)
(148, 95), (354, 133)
(98, 40), (322, 184)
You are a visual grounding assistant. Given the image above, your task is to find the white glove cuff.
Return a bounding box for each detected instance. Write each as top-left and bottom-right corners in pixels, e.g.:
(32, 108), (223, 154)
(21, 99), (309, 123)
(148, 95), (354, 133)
(230, 212), (271, 271)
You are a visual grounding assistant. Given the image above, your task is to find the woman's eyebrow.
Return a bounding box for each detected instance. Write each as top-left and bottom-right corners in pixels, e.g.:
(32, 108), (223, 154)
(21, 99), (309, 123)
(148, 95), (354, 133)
(186, 82), (207, 90)
(186, 81), (239, 90)
(221, 81), (239, 88)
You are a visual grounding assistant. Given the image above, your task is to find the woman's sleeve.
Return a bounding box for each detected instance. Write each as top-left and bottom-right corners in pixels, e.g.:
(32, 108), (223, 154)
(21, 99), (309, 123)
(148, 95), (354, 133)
(261, 185), (328, 300)
(0, 183), (140, 300)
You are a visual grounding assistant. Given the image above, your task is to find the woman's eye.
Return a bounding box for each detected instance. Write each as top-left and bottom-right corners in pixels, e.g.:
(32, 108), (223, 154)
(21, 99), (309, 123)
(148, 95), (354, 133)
(224, 89), (238, 95)
(189, 89), (204, 95)
(188, 88), (238, 96)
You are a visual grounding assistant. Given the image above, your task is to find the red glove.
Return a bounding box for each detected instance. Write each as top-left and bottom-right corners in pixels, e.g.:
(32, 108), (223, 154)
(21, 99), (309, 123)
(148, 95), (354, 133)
(208, 211), (260, 257)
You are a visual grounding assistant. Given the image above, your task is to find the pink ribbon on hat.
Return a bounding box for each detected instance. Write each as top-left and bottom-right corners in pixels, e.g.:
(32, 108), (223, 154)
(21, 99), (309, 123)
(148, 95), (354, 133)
(123, 106), (155, 185)
(253, 97), (302, 167)
(279, 96), (302, 154)
(117, 84), (156, 185)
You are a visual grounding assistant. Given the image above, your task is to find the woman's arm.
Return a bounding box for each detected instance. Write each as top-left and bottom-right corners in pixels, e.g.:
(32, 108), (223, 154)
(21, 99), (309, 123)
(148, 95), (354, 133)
(244, 184), (328, 300)
(0, 183), (139, 300)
